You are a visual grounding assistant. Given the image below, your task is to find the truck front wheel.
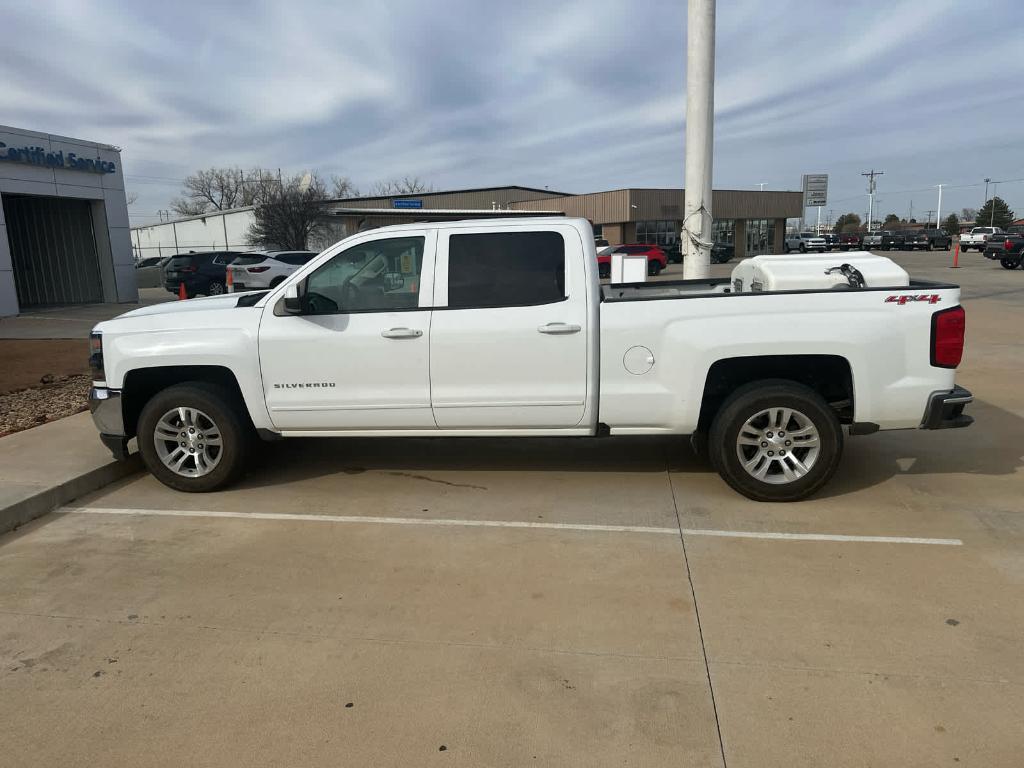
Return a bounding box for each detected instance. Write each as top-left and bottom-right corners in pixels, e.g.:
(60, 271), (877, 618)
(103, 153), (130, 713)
(137, 382), (251, 492)
(708, 380), (843, 502)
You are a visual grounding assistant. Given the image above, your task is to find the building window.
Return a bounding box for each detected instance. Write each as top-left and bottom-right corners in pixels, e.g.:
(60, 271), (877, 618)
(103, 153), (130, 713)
(712, 219), (735, 245)
(745, 219), (776, 256)
(636, 220), (679, 249)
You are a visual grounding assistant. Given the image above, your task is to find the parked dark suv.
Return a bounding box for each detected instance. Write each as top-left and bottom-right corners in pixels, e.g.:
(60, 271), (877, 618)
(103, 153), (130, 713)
(163, 251), (249, 298)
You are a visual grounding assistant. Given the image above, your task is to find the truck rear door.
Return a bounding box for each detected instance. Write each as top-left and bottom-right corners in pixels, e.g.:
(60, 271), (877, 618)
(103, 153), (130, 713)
(429, 225), (589, 428)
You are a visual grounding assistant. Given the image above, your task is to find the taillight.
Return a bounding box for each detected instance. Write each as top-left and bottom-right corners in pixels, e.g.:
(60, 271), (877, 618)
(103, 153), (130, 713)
(931, 306), (965, 368)
(248, 266), (271, 273)
(1005, 239), (1014, 251)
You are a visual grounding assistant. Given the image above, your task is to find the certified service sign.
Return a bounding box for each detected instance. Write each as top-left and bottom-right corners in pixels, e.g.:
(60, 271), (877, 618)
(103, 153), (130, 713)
(0, 141), (116, 174)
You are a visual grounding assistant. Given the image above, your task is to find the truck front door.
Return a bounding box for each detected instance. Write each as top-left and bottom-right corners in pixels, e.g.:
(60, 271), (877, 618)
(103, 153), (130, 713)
(429, 226), (589, 428)
(258, 232), (436, 431)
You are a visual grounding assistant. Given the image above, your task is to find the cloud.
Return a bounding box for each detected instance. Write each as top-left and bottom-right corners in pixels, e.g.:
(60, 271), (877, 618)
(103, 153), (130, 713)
(1, 0), (1020, 224)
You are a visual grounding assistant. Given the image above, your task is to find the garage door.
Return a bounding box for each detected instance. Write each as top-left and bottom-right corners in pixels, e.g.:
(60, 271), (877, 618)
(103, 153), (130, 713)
(3, 195), (104, 307)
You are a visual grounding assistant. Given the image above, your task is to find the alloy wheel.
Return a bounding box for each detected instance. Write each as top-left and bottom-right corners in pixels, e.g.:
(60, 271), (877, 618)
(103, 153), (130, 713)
(154, 407), (223, 477)
(735, 407), (820, 485)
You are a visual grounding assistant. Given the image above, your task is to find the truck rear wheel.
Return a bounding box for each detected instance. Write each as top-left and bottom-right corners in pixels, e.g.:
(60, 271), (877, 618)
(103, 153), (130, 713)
(1000, 258), (1020, 270)
(708, 380), (843, 502)
(137, 382), (251, 492)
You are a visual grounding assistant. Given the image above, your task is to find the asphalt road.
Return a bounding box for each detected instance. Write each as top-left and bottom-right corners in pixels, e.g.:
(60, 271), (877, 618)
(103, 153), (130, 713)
(1, 248), (1022, 767)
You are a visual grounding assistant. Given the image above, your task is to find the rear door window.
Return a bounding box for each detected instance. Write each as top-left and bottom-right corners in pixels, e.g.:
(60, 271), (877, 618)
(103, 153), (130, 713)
(447, 231), (566, 309)
(232, 254), (268, 266)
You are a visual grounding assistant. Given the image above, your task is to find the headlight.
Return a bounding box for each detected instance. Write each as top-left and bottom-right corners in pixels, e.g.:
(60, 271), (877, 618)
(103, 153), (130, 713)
(89, 332), (105, 381)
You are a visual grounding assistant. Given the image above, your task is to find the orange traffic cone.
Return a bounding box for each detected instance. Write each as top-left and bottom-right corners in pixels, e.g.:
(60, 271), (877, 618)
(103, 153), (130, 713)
(178, 282), (187, 300)
(226, 268), (234, 293)
(951, 242), (960, 269)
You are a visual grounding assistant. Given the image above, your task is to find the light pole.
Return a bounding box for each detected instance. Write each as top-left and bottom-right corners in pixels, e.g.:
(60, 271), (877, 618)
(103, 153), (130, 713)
(936, 184), (943, 228)
(682, 0), (716, 280)
(990, 183), (999, 226)
(984, 177), (991, 208)
(758, 183), (765, 192)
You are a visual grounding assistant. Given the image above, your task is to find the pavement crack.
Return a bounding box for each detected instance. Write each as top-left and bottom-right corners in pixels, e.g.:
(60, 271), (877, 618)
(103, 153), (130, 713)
(667, 463), (729, 768)
(381, 471), (487, 491)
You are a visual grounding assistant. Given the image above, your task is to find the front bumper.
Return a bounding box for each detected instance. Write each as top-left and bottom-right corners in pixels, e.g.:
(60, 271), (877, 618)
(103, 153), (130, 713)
(89, 387), (131, 460)
(921, 386), (974, 430)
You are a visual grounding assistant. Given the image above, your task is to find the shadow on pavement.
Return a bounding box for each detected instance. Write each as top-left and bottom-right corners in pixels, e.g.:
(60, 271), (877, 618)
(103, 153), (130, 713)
(236, 399), (1022, 501)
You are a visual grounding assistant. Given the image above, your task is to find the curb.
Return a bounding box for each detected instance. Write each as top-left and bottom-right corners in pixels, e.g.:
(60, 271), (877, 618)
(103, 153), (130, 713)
(0, 454), (142, 537)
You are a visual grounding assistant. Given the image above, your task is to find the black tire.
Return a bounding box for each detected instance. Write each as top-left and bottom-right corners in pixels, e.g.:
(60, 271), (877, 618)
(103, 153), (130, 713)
(137, 382), (251, 492)
(799, 243), (807, 253)
(269, 276), (286, 288)
(599, 265), (610, 279)
(206, 281), (226, 296)
(1000, 258), (1020, 270)
(649, 261), (662, 276)
(708, 380), (843, 502)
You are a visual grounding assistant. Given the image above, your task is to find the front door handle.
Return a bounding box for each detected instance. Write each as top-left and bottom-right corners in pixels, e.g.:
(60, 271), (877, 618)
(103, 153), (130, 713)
(538, 323), (581, 335)
(381, 327), (423, 339)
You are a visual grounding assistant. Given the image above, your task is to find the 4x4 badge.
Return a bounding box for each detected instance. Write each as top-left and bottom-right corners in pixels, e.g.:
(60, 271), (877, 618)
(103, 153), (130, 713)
(885, 294), (941, 305)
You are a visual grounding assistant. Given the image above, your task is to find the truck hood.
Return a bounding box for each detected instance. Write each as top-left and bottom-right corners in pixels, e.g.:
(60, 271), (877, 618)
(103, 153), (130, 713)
(113, 292), (263, 320)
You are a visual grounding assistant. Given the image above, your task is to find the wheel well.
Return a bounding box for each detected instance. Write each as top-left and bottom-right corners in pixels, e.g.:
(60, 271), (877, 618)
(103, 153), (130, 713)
(121, 365), (247, 438)
(697, 355), (854, 432)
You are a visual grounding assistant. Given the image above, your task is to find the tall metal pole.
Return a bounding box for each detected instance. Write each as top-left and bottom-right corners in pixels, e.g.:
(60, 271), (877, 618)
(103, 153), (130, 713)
(936, 184), (943, 227)
(990, 183), (998, 226)
(682, 0), (715, 279)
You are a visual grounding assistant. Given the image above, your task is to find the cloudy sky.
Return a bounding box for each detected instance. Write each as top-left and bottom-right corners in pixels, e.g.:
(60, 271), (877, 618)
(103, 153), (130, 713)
(3, 0), (1022, 226)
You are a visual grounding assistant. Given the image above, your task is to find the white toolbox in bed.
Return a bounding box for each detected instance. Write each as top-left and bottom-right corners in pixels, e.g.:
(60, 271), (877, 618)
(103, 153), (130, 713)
(730, 251), (910, 293)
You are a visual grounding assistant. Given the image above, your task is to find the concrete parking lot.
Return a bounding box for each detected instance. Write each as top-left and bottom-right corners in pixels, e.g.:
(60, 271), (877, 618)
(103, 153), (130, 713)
(1, 248), (1022, 766)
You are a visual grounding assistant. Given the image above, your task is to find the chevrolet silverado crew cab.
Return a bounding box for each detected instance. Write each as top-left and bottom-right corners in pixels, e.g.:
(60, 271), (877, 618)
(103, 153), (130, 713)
(89, 218), (971, 502)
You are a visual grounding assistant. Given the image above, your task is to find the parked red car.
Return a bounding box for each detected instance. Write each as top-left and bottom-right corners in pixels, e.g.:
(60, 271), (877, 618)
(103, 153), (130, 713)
(596, 244), (668, 278)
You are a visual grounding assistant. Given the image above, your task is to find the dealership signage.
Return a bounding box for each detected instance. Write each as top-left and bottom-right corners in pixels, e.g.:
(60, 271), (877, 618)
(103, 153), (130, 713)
(0, 141), (116, 174)
(393, 199), (423, 209)
(802, 174), (828, 207)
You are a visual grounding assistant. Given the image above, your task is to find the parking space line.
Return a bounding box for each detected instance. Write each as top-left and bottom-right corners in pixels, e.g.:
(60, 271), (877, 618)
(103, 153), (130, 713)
(63, 507), (963, 546)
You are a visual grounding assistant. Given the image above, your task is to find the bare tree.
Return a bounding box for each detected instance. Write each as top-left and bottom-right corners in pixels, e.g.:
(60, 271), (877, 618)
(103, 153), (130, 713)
(960, 207), (979, 222)
(368, 176), (434, 197)
(171, 198), (212, 216)
(125, 191), (138, 205)
(170, 167), (251, 215)
(330, 175), (359, 199)
(248, 171), (330, 250)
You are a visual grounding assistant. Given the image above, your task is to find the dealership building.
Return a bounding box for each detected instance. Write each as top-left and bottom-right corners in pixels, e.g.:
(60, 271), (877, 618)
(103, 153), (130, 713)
(131, 185), (803, 263)
(0, 124), (135, 317)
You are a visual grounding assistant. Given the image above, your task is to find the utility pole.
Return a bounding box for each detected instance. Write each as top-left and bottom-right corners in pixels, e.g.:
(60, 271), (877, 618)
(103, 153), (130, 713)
(925, 210), (935, 226)
(862, 169), (883, 230)
(682, 0), (716, 280)
(936, 184), (943, 227)
(990, 182), (999, 226)
(908, 200), (913, 222)
(984, 177), (991, 208)
(758, 183), (765, 191)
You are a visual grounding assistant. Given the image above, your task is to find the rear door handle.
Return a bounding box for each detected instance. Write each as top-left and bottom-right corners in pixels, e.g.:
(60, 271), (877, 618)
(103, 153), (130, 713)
(537, 323), (581, 335)
(381, 327), (423, 339)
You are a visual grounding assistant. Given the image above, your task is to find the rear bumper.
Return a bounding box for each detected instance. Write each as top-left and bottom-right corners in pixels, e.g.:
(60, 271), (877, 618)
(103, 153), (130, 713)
(920, 386), (974, 430)
(89, 387), (131, 460)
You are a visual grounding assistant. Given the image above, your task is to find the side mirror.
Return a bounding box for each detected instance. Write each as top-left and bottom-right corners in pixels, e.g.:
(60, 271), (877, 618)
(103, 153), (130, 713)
(283, 282), (304, 314)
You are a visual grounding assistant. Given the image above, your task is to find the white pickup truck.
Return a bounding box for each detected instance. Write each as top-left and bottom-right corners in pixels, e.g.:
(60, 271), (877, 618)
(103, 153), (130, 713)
(959, 226), (1003, 252)
(89, 218), (972, 502)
